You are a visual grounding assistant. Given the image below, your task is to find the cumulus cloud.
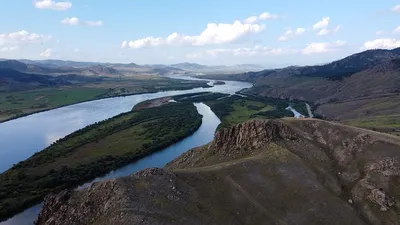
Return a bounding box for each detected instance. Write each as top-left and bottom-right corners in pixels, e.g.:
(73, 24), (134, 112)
(40, 48), (53, 57)
(362, 38), (400, 50)
(244, 12), (279, 23)
(122, 18), (267, 49)
(317, 25), (341, 36)
(302, 40), (346, 54)
(391, 4), (400, 12)
(394, 26), (400, 33)
(61, 17), (79, 25)
(278, 28), (305, 41)
(312, 17), (341, 36)
(61, 17), (103, 26)
(34, 0), (72, 10)
(313, 17), (330, 30)
(0, 30), (51, 50)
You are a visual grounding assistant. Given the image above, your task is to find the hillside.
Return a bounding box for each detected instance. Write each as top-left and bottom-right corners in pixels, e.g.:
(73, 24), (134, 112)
(203, 48), (400, 134)
(237, 47), (400, 81)
(1, 59), (264, 77)
(0, 68), (102, 91)
(35, 119), (400, 225)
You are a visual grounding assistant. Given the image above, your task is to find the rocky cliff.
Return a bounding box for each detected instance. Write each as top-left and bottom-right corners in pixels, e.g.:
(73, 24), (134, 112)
(36, 119), (400, 225)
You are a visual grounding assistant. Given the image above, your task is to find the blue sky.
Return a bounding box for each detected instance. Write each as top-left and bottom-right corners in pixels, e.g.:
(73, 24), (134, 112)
(0, 0), (399, 66)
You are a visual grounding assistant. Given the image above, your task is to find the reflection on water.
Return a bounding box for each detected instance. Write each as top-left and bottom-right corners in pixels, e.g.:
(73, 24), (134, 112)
(0, 76), (250, 225)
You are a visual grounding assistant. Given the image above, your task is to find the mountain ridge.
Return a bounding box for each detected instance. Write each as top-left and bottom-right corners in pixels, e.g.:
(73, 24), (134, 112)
(35, 118), (400, 225)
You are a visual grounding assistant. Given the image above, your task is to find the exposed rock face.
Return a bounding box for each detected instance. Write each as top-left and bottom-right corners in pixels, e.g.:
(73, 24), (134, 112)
(36, 119), (400, 225)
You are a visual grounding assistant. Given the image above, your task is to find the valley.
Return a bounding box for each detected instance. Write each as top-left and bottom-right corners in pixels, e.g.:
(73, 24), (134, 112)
(203, 47), (400, 135)
(1, 47), (400, 225)
(0, 76), (209, 122)
(5, 2), (400, 225)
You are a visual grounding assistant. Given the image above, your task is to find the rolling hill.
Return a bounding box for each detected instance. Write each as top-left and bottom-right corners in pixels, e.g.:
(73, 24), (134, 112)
(0, 68), (102, 91)
(208, 47), (400, 133)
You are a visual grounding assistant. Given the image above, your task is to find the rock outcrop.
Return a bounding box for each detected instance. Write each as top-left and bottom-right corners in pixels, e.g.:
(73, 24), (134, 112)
(36, 119), (400, 225)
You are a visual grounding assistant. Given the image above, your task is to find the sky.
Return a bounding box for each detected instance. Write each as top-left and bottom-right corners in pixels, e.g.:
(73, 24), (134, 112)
(0, 0), (400, 66)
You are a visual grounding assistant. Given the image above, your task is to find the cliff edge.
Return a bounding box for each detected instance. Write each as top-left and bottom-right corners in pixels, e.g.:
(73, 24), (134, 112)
(36, 119), (400, 225)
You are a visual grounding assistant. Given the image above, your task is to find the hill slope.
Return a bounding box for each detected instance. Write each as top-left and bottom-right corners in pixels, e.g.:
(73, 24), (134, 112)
(237, 47), (400, 82)
(36, 119), (400, 225)
(0, 68), (102, 91)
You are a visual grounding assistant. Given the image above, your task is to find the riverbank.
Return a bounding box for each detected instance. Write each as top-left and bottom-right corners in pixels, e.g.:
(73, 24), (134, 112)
(0, 102), (202, 222)
(0, 78), (210, 123)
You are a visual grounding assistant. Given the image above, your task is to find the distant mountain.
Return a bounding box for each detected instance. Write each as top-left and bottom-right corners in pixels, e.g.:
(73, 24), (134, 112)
(0, 68), (102, 91)
(171, 62), (208, 71)
(391, 47), (400, 55)
(235, 48), (400, 82)
(87, 65), (120, 75)
(19, 59), (97, 68)
(0, 60), (29, 71)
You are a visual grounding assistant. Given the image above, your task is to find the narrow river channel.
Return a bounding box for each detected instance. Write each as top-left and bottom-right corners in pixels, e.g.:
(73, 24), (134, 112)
(0, 76), (251, 225)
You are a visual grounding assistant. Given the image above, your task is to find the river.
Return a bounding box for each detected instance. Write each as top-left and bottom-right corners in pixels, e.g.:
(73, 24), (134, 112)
(0, 76), (251, 225)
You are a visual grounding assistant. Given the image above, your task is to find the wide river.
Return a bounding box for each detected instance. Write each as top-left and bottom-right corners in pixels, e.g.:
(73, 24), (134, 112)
(0, 76), (252, 225)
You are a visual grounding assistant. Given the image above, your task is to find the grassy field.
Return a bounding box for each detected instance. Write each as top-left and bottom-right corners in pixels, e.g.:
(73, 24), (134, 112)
(0, 102), (202, 221)
(0, 77), (209, 122)
(344, 114), (400, 136)
(205, 95), (295, 129)
(0, 88), (108, 121)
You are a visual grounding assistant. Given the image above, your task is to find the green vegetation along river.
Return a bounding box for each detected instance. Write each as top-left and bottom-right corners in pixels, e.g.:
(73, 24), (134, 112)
(0, 102), (202, 221)
(0, 77), (251, 224)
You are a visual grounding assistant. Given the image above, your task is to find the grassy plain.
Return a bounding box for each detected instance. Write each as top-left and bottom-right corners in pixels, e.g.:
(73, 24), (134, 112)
(204, 95), (294, 129)
(0, 76), (209, 122)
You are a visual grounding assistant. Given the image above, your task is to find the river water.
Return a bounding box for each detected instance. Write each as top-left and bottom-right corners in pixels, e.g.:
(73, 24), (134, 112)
(0, 76), (251, 225)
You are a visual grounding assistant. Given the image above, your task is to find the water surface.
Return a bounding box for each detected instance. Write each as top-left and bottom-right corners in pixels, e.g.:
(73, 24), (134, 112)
(0, 76), (251, 172)
(0, 76), (249, 225)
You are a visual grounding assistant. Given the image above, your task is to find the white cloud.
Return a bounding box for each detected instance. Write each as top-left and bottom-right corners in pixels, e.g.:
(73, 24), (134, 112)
(61, 17), (103, 26)
(0, 30), (51, 48)
(394, 26), (400, 33)
(312, 17), (341, 36)
(313, 17), (330, 30)
(244, 16), (258, 24)
(391, 4), (400, 12)
(40, 48), (53, 58)
(362, 38), (400, 50)
(123, 19), (266, 49)
(317, 25), (341, 36)
(34, 0), (71, 10)
(259, 12), (279, 20)
(244, 12), (279, 23)
(121, 41), (128, 48)
(278, 28), (305, 41)
(61, 17), (79, 25)
(302, 40), (346, 54)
